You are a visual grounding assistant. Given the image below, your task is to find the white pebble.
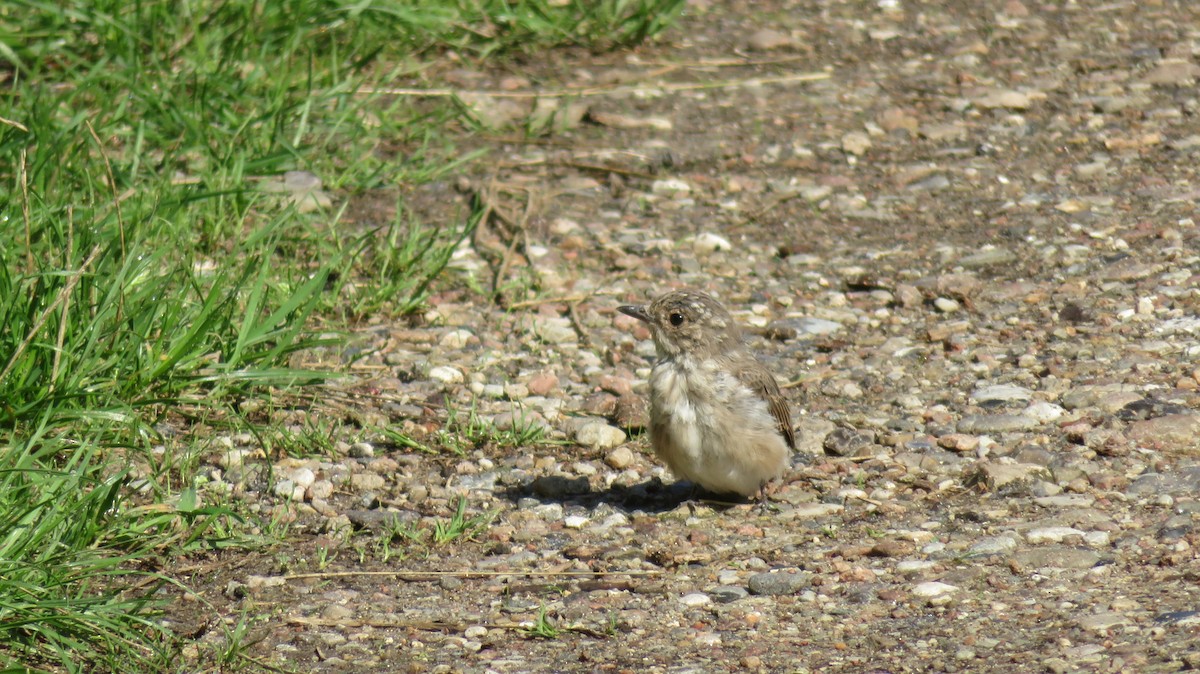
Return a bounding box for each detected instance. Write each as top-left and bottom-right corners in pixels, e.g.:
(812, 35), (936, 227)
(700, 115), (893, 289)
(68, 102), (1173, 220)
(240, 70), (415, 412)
(563, 515), (589, 529)
(290, 468), (316, 489)
(912, 581), (958, 598)
(933, 297), (961, 313)
(679, 592), (711, 607)
(692, 232), (732, 256)
(439, 329), (474, 349)
(429, 366), (464, 385)
(575, 421), (626, 449)
(651, 178), (691, 196)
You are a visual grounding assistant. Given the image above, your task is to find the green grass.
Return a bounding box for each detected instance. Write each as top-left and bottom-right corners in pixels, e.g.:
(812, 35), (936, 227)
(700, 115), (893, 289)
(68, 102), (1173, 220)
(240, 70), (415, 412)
(524, 604), (561, 639)
(432, 496), (496, 545)
(0, 0), (682, 669)
(436, 400), (548, 455)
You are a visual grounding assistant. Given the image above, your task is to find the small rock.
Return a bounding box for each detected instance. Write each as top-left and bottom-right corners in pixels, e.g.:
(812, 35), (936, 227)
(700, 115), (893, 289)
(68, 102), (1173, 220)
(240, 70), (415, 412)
(651, 178), (691, 196)
(933, 297), (960, 313)
(794, 317), (844, 336)
(912, 581), (958, 598)
(1013, 546), (1100, 570)
(1142, 60), (1200, 86)
(974, 89), (1033, 110)
(429, 366), (464, 385)
(308, 480), (334, 501)
(971, 384), (1033, 403)
(747, 28), (795, 51)
(527, 372), (559, 396)
(574, 421), (626, 449)
(1023, 402), (1065, 424)
(679, 592), (712, 607)
(747, 570), (812, 596)
(842, 131), (872, 156)
(440, 329), (474, 349)
(1025, 527), (1086, 544)
(598, 374), (633, 397)
(709, 585), (749, 603)
(605, 446), (635, 469)
(1126, 414), (1200, 452)
(530, 316), (577, 345)
(957, 414), (1038, 433)
(967, 535), (1018, 557)
(613, 393), (650, 430)
(563, 515), (589, 529)
(823, 427), (875, 456)
(349, 473), (386, 491)
(964, 462), (1051, 490)
(1077, 612), (1129, 632)
(958, 248), (1016, 268)
(290, 467), (316, 489)
(693, 232), (732, 256)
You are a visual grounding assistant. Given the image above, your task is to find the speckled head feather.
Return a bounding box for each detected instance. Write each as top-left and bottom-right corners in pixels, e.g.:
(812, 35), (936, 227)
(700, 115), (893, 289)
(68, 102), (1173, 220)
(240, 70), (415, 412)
(618, 289), (742, 359)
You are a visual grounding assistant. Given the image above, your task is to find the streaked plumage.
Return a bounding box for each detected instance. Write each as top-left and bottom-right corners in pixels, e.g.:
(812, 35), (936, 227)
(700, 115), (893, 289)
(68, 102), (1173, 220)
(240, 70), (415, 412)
(618, 290), (794, 497)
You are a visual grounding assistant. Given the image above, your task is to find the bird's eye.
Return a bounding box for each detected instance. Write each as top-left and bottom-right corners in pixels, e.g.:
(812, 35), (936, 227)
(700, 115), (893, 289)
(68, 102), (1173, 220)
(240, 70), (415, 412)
(669, 312), (685, 326)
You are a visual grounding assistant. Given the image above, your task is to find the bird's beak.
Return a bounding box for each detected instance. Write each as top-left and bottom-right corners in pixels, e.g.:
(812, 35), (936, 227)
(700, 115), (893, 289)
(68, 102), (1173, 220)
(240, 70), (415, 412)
(617, 304), (650, 323)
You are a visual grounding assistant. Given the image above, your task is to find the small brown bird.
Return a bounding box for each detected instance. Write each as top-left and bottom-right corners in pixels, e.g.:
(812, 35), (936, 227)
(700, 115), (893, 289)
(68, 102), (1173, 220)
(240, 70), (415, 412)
(618, 289), (795, 498)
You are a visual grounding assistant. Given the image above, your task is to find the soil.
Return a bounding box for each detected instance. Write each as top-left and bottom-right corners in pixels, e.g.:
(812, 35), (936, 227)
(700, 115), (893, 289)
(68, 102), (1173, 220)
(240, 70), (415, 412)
(166, 1), (1200, 672)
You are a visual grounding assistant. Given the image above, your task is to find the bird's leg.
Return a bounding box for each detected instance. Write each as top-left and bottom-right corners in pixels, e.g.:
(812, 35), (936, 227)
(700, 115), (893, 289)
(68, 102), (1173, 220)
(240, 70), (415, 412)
(754, 478), (781, 514)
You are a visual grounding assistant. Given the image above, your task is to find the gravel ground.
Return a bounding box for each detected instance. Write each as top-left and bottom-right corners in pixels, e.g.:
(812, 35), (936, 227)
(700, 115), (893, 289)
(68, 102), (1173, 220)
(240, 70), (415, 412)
(171, 1), (1200, 672)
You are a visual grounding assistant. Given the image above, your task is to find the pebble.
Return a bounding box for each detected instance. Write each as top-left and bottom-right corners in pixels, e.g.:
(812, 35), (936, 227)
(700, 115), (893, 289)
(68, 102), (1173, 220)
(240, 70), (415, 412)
(1023, 401), (1065, 424)
(651, 178), (691, 196)
(574, 421), (626, 449)
(1025, 527), (1086, 544)
(709, 585), (749, 603)
(440, 329), (474, 349)
(842, 131), (872, 156)
(967, 535), (1018, 557)
(1126, 414), (1200, 452)
(429, 365), (464, 385)
(679, 592), (712, 607)
(604, 446), (635, 469)
(933, 297), (960, 313)
(692, 232), (732, 256)
(1013, 547), (1101, 570)
(911, 581), (958, 598)
(1077, 612), (1129, 632)
(530, 316), (577, 345)
(794, 317), (844, 335)
(526, 372), (559, 396)
(563, 515), (589, 529)
(971, 384), (1033, 403)
(746, 28), (795, 51)
(957, 414), (1038, 433)
(747, 570), (812, 596)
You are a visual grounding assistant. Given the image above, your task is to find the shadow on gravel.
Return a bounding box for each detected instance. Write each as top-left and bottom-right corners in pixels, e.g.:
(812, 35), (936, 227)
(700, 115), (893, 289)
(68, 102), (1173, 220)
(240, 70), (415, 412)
(498, 476), (755, 514)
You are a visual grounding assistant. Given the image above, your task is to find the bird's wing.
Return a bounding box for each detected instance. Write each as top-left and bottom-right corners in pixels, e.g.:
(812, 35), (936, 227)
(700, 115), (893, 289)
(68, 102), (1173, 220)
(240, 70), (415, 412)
(733, 362), (796, 450)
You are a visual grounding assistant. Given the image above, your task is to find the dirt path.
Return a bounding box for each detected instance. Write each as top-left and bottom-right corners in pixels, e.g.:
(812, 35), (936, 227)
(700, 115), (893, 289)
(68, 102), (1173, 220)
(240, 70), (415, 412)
(172, 2), (1200, 671)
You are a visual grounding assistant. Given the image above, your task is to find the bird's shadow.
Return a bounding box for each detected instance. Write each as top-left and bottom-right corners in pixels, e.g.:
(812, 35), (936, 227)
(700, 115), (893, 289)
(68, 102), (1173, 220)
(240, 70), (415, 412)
(497, 475), (754, 514)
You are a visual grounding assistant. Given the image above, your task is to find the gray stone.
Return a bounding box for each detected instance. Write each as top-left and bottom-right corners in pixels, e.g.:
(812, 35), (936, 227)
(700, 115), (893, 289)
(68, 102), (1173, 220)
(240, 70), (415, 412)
(964, 462), (1052, 490)
(957, 414), (1039, 433)
(747, 570), (812, 596)
(967, 535), (1019, 557)
(971, 384), (1033, 403)
(708, 586), (749, 604)
(1013, 546), (1101, 570)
